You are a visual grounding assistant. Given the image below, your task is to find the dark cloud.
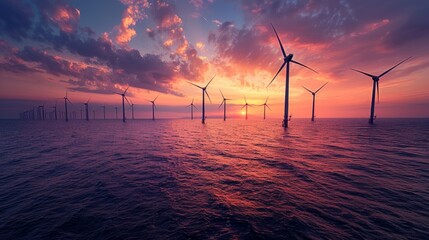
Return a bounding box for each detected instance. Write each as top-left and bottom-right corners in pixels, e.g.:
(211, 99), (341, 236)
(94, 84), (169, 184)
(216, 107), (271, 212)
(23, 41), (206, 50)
(0, 0), (186, 96)
(0, 0), (34, 41)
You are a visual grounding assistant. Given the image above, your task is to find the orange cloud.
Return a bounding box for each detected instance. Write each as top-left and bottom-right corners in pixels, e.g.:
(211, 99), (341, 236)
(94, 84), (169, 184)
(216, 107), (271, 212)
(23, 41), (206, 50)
(50, 6), (80, 33)
(196, 42), (205, 49)
(116, 0), (150, 46)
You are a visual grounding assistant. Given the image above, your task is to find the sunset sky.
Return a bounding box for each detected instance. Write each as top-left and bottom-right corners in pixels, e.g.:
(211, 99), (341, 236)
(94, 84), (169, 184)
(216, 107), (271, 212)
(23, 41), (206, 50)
(0, 0), (428, 119)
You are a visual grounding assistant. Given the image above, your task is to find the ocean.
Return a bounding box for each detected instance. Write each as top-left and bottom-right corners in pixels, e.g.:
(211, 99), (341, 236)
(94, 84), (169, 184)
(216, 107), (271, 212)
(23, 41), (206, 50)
(0, 118), (428, 239)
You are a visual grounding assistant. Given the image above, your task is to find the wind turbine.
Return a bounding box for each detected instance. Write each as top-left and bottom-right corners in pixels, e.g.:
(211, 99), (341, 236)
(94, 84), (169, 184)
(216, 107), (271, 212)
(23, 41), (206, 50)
(83, 98), (90, 121)
(146, 96), (159, 120)
(218, 90), (233, 121)
(241, 96), (252, 120)
(302, 82), (328, 121)
(259, 97), (271, 120)
(351, 57), (411, 124)
(267, 23), (318, 128)
(186, 97), (198, 120)
(187, 76), (215, 124)
(115, 107), (118, 119)
(113, 87), (130, 122)
(129, 100), (135, 120)
(101, 105), (106, 120)
(52, 102), (57, 120)
(63, 90), (72, 122)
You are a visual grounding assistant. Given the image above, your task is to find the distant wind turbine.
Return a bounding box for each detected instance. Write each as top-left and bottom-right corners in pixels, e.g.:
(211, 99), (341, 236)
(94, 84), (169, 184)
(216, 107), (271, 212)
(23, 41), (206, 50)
(101, 105), (106, 120)
(267, 23), (318, 128)
(187, 76), (215, 124)
(259, 97), (271, 120)
(302, 82), (328, 121)
(218, 90), (233, 121)
(113, 87), (131, 122)
(146, 96), (159, 120)
(63, 90), (72, 122)
(129, 100), (135, 120)
(52, 102), (57, 120)
(186, 97), (198, 120)
(241, 96), (252, 120)
(351, 57), (411, 124)
(83, 98), (90, 121)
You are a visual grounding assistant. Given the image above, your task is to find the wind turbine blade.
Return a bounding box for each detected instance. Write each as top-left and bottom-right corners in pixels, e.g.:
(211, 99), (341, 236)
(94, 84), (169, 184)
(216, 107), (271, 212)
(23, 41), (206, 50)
(219, 89), (225, 99)
(265, 96), (269, 104)
(123, 86), (130, 94)
(350, 68), (374, 78)
(315, 82), (329, 93)
(124, 96), (131, 106)
(218, 100), (225, 109)
(240, 105), (246, 110)
(266, 104), (272, 110)
(154, 95), (159, 102)
(65, 90), (68, 98)
(186, 104), (191, 108)
(192, 96), (194, 104)
(244, 95), (247, 104)
(67, 99), (72, 104)
(271, 23), (287, 58)
(187, 81), (203, 89)
(205, 76), (215, 88)
(205, 90), (212, 103)
(291, 60), (318, 74)
(87, 98), (91, 104)
(378, 56), (411, 78)
(193, 105), (198, 110)
(154, 103), (157, 110)
(267, 61), (286, 87)
(302, 86), (313, 94)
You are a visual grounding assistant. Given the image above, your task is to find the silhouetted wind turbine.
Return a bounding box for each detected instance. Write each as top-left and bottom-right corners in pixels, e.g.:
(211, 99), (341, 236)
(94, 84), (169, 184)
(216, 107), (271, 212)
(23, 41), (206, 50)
(186, 97), (198, 120)
(241, 96), (252, 120)
(302, 82), (328, 121)
(267, 23), (318, 128)
(259, 97), (271, 120)
(218, 90), (232, 121)
(187, 76), (215, 124)
(52, 102), (57, 120)
(146, 96), (159, 120)
(129, 100), (135, 120)
(83, 98), (90, 121)
(63, 90), (72, 122)
(351, 57), (411, 124)
(113, 87), (130, 122)
(101, 105), (106, 120)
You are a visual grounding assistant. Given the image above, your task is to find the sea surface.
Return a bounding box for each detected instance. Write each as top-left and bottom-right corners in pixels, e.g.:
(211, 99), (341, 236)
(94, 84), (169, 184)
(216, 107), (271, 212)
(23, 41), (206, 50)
(0, 118), (428, 239)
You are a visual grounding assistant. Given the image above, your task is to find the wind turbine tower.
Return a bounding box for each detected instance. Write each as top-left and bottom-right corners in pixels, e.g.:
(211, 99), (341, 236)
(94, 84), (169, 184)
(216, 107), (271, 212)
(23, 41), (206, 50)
(267, 24), (318, 128)
(187, 76), (215, 124)
(351, 57), (411, 124)
(302, 82), (328, 121)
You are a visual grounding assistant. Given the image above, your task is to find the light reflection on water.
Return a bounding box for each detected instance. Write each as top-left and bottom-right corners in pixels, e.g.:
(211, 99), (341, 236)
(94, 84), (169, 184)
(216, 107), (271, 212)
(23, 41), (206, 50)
(0, 118), (428, 239)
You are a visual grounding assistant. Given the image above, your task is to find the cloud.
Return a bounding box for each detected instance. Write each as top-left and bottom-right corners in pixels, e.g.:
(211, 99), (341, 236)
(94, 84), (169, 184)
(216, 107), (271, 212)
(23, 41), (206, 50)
(0, 0), (188, 96)
(115, 0), (150, 46)
(146, 0), (209, 81)
(189, 0), (204, 9)
(0, 0), (34, 41)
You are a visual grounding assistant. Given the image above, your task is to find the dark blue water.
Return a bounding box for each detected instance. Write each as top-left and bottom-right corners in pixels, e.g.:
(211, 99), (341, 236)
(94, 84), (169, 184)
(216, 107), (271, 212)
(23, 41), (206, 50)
(0, 119), (428, 239)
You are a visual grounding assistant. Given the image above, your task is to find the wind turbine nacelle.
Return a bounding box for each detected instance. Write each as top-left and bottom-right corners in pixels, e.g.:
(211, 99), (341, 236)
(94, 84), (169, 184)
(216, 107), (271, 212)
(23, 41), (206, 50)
(372, 76), (379, 81)
(285, 54), (293, 61)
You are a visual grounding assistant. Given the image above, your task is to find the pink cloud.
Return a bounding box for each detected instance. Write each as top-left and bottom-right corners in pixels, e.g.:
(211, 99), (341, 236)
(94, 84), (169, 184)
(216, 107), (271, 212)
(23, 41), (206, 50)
(115, 0), (150, 46)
